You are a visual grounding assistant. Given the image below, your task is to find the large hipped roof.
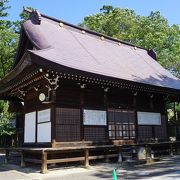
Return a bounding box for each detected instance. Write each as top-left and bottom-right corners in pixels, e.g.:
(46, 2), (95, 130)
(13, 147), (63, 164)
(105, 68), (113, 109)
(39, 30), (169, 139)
(20, 10), (180, 91)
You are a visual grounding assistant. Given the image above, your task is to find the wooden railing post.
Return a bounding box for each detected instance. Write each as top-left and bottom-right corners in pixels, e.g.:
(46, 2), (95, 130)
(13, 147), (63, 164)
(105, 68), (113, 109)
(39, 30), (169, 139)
(105, 149), (110, 163)
(20, 151), (26, 167)
(170, 143), (173, 156)
(5, 149), (9, 164)
(84, 149), (89, 167)
(41, 150), (48, 173)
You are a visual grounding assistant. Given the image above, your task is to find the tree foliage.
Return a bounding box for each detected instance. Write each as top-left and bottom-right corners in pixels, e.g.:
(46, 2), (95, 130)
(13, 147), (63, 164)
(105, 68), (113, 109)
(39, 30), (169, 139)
(0, 100), (15, 136)
(0, 0), (18, 79)
(0, 3), (32, 140)
(0, 0), (17, 138)
(81, 6), (180, 125)
(14, 6), (32, 32)
(80, 5), (180, 77)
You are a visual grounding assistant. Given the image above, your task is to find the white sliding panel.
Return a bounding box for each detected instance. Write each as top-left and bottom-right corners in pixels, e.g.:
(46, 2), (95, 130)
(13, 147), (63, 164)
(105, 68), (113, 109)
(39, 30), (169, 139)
(37, 122), (51, 142)
(24, 112), (36, 143)
(137, 112), (161, 125)
(37, 109), (51, 143)
(38, 109), (51, 123)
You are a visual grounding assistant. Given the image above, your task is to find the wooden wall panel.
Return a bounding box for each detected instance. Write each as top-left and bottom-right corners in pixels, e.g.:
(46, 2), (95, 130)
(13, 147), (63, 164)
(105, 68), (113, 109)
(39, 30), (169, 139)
(56, 108), (80, 124)
(56, 108), (81, 142)
(138, 126), (153, 141)
(56, 124), (81, 142)
(84, 89), (104, 107)
(154, 115), (167, 140)
(56, 87), (81, 106)
(137, 95), (150, 110)
(138, 115), (167, 141)
(84, 126), (106, 141)
(108, 90), (133, 109)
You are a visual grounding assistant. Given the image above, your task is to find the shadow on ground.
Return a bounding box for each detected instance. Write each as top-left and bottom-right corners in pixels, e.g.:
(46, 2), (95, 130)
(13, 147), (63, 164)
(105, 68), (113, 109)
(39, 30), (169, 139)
(0, 155), (180, 180)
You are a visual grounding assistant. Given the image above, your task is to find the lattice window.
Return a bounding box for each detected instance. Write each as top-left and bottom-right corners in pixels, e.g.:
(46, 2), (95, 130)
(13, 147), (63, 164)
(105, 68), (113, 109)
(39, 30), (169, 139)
(84, 126), (106, 141)
(138, 126), (152, 141)
(108, 123), (116, 139)
(108, 109), (136, 140)
(56, 108), (81, 142)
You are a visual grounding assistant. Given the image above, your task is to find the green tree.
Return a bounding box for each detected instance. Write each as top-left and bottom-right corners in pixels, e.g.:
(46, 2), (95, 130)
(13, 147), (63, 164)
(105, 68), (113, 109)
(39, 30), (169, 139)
(0, 101), (15, 136)
(0, 29), (18, 77)
(14, 7), (32, 32)
(80, 6), (180, 77)
(0, 0), (17, 144)
(0, 100), (15, 146)
(0, 2), (32, 145)
(0, 0), (18, 79)
(81, 6), (180, 130)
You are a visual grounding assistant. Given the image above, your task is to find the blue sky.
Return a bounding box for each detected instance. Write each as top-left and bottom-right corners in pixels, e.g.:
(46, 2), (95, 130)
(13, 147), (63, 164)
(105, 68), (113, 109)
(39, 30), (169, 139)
(6, 0), (180, 25)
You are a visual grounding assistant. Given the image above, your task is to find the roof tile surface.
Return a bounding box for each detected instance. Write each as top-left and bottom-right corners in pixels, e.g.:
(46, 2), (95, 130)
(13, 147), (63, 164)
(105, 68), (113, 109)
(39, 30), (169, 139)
(24, 15), (180, 90)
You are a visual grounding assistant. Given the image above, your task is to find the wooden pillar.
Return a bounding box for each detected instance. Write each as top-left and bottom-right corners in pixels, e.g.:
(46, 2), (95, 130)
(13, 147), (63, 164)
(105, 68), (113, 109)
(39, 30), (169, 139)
(173, 102), (176, 122)
(35, 109), (38, 143)
(150, 96), (154, 111)
(5, 149), (9, 164)
(51, 89), (56, 147)
(170, 142), (173, 156)
(104, 89), (109, 140)
(150, 95), (155, 139)
(163, 97), (169, 140)
(152, 126), (155, 139)
(80, 86), (85, 141)
(41, 150), (48, 173)
(51, 105), (56, 147)
(51, 90), (56, 104)
(133, 93), (138, 141)
(173, 102), (179, 138)
(20, 151), (26, 167)
(105, 149), (110, 163)
(52, 139), (56, 148)
(84, 149), (89, 167)
(104, 89), (108, 106)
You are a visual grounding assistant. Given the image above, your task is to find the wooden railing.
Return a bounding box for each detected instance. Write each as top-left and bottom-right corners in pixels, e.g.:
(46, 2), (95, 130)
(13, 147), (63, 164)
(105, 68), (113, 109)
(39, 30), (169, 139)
(2, 141), (180, 173)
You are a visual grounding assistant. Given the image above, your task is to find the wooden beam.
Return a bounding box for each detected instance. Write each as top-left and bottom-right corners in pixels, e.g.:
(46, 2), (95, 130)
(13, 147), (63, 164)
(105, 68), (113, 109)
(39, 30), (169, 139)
(88, 154), (118, 160)
(47, 157), (84, 164)
(46, 154), (118, 164)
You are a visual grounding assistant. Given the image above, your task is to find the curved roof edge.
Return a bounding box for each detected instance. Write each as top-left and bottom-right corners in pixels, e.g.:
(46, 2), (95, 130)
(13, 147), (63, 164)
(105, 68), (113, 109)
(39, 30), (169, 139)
(29, 51), (180, 96)
(0, 52), (32, 89)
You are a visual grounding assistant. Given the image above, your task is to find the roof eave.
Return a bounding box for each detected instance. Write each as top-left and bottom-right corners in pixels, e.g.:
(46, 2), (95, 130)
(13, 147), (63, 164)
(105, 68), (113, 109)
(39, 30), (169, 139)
(29, 52), (180, 97)
(0, 52), (32, 94)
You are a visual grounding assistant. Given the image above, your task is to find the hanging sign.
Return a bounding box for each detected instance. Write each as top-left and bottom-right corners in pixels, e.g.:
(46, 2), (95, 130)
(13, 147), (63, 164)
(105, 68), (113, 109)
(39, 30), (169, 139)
(137, 112), (161, 125)
(83, 109), (107, 125)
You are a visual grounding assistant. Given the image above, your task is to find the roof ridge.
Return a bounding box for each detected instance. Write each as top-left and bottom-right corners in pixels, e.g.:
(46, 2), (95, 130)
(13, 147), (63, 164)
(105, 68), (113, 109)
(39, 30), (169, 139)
(23, 7), (152, 52)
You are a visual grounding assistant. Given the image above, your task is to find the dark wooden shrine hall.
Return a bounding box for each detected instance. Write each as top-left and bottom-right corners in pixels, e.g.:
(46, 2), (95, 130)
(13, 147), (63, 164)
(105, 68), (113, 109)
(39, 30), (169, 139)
(0, 9), (180, 149)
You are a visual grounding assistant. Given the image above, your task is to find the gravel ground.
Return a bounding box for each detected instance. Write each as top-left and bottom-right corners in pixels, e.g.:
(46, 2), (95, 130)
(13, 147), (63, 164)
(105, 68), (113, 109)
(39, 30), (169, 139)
(0, 155), (180, 180)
